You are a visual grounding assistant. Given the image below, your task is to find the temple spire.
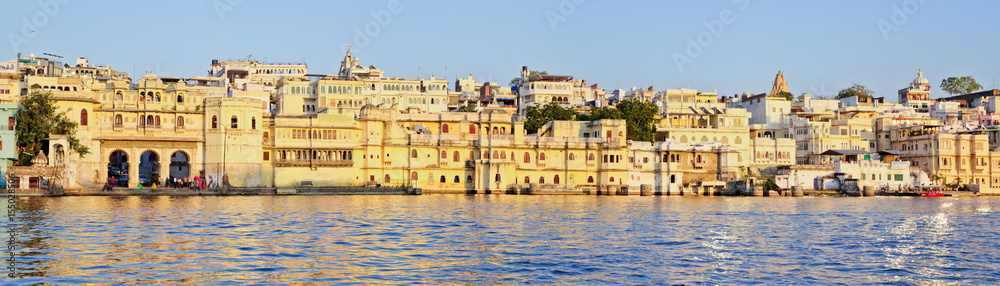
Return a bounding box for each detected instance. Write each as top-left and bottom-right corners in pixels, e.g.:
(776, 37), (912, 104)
(769, 71), (790, 97)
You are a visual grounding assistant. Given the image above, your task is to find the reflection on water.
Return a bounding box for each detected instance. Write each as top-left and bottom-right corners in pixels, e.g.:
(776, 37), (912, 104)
(3, 196), (1000, 284)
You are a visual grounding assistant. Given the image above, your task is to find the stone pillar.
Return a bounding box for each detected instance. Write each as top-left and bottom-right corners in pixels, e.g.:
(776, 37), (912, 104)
(640, 184), (653, 196)
(791, 186), (804, 197)
(128, 149), (139, 189)
(862, 186), (875, 197)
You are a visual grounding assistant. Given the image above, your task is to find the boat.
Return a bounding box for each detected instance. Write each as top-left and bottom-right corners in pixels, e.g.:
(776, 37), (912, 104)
(918, 186), (954, 197)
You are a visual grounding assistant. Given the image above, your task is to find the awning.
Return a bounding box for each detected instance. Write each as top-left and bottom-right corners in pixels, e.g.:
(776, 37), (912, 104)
(820, 149), (870, 156)
(877, 150), (907, 155)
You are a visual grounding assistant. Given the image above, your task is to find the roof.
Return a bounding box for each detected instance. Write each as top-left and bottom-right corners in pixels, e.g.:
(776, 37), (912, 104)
(820, 149), (871, 155)
(877, 150), (907, 155)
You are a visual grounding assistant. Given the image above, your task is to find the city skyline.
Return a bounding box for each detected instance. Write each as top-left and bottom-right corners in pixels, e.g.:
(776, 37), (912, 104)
(3, 0), (1000, 101)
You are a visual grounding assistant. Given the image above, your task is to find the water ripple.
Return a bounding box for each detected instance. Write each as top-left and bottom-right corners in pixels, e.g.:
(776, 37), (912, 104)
(4, 196), (1000, 284)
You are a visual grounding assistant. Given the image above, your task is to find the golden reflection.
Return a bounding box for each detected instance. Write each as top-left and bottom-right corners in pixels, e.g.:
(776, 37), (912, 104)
(4, 196), (1000, 284)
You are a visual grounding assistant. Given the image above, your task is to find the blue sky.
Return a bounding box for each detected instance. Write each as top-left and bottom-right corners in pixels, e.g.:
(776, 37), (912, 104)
(2, 0), (998, 102)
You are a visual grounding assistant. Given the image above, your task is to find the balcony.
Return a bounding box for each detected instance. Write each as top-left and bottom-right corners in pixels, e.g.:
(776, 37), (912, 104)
(273, 158), (353, 168)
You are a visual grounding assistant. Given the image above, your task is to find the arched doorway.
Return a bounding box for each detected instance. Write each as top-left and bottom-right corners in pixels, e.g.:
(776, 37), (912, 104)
(169, 151), (190, 180)
(139, 151), (160, 187)
(108, 150), (129, 187)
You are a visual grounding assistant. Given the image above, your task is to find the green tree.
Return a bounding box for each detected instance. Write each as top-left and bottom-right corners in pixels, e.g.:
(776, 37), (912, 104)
(455, 104), (478, 112)
(836, 83), (874, 101)
(777, 91), (794, 101)
(761, 175), (779, 192)
(940, 76), (983, 95)
(579, 99), (658, 142)
(509, 70), (548, 87)
(577, 106), (622, 121)
(15, 91), (90, 166)
(614, 99), (659, 143)
(523, 101), (578, 134)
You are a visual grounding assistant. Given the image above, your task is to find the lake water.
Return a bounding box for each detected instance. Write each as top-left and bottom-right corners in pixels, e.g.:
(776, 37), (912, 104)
(5, 195), (1000, 285)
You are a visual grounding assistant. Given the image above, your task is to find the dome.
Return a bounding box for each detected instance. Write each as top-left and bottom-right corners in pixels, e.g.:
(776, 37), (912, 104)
(359, 102), (379, 116)
(913, 69), (928, 85)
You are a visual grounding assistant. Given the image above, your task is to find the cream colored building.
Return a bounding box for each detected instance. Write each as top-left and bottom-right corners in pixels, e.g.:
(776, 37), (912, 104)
(656, 107), (752, 168)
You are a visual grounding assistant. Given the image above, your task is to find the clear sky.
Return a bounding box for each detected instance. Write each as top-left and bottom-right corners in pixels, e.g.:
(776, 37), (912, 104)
(2, 0), (999, 102)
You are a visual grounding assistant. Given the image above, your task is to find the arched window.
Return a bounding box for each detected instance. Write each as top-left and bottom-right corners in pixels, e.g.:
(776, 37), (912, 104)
(495, 174), (501, 182)
(466, 175), (473, 182)
(442, 124), (449, 133)
(524, 176), (530, 184)
(251, 117), (256, 129)
(453, 151), (460, 162)
(501, 152), (506, 159)
(554, 175), (560, 184)
(539, 177), (545, 184)
(115, 92), (123, 101)
(524, 152), (531, 163)
(114, 114), (123, 125)
(410, 171), (418, 180)
(588, 153), (595, 161)
(454, 176), (460, 183)
(147, 115), (154, 125)
(80, 109), (88, 126)
(155, 116), (160, 126)
(177, 95), (184, 103)
(539, 153), (546, 161)
(440, 175), (446, 183)
(609, 177), (615, 183)
(384, 174), (391, 183)
(469, 151), (475, 160)
(411, 150), (418, 158)
(587, 176), (594, 183)
(177, 116), (185, 127)
(493, 151), (499, 159)
(211, 116), (218, 129)
(569, 153), (575, 160)
(231, 116), (238, 128)
(696, 155), (702, 163)
(735, 137), (742, 144)
(441, 150), (447, 159)
(484, 151), (490, 159)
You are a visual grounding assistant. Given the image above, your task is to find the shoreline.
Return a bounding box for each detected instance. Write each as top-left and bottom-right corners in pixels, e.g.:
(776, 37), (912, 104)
(7, 187), (990, 197)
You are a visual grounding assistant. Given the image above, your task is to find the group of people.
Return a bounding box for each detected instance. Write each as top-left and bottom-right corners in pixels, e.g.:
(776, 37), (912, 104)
(164, 175), (207, 190)
(101, 175), (216, 191)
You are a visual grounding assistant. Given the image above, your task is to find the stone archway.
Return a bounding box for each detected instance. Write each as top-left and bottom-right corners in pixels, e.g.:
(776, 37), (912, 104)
(139, 150), (160, 187)
(108, 150), (129, 187)
(170, 151), (190, 180)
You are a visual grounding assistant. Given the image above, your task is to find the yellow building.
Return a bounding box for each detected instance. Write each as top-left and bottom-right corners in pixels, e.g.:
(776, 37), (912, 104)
(892, 125), (1000, 190)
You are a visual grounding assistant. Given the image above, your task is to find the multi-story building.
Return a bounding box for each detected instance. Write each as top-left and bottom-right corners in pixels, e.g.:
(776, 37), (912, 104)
(654, 88), (722, 111)
(899, 70), (933, 111)
(275, 51), (451, 116)
(0, 104), (17, 185)
(656, 107), (752, 168)
(627, 140), (738, 195)
(891, 124), (1000, 189)
(515, 66), (590, 115)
